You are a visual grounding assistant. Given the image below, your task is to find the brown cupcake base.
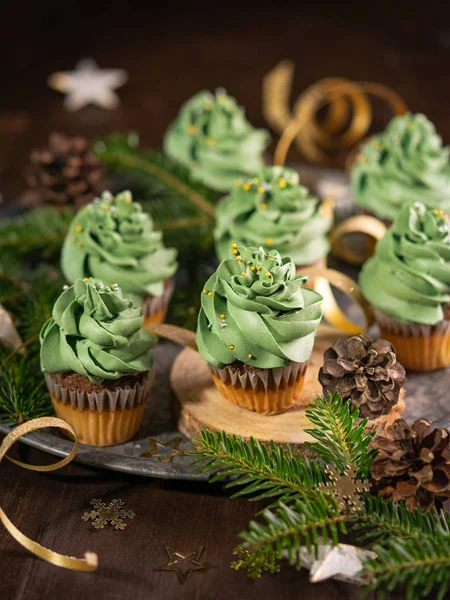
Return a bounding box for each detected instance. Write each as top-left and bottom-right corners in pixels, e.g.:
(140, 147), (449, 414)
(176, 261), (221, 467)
(210, 361), (308, 415)
(142, 279), (175, 326)
(379, 328), (450, 372)
(144, 305), (169, 326)
(44, 371), (153, 447)
(374, 308), (450, 372)
(51, 396), (146, 447)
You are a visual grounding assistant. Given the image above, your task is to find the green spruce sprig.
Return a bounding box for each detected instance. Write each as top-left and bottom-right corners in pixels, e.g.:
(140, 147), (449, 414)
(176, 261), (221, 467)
(0, 206), (73, 271)
(305, 392), (377, 478)
(192, 395), (450, 599)
(0, 345), (52, 424)
(94, 132), (216, 250)
(191, 431), (328, 506)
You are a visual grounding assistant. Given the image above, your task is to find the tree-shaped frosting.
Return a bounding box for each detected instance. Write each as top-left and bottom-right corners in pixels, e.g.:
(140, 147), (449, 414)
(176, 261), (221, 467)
(61, 190), (178, 306)
(164, 89), (269, 192)
(196, 246), (323, 368)
(40, 278), (154, 383)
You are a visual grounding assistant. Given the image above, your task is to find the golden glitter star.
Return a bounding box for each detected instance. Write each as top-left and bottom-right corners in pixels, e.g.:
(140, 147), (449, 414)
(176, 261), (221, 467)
(155, 547), (214, 584)
(318, 466), (370, 513)
(82, 499), (135, 530)
(140, 436), (186, 463)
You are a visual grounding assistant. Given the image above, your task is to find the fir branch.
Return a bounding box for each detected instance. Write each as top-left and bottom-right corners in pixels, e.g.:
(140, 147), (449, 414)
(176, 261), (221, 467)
(363, 536), (450, 600)
(304, 393), (376, 477)
(235, 499), (346, 575)
(0, 345), (52, 424)
(94, 133), (216, 250)
(0, 206), (72, 267)
(353, 495), (450, 545)
(191, 430), (327, 505)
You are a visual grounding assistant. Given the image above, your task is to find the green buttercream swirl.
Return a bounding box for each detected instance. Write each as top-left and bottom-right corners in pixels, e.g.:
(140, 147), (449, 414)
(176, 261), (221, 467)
(214, 166), (331, 265)
(163, 89), (270, 192)
(61, 190), (178, 306)
(40, 278), (154, 383)
(351, 113), (450, 221)
(359, 202), (450, 325)
(196, 246), (323, 368)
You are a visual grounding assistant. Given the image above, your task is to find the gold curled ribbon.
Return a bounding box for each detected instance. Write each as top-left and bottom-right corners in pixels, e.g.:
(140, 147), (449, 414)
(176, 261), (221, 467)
(330, 215), (388, 265)
(302, 267), (373, 335)
(0, 417), (98, 571)
(265, 62), (407, 167)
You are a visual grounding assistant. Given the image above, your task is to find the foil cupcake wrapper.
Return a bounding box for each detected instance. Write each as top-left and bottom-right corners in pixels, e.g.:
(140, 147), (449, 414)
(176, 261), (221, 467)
(210, 361), (307, 393)
(373, 308), (450, 337)
(44, 371), (153, 413)
(142, 279), (175, 319)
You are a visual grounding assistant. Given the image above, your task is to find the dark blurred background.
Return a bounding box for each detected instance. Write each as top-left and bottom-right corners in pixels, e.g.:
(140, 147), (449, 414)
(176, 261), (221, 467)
(0, 0), (449, 201)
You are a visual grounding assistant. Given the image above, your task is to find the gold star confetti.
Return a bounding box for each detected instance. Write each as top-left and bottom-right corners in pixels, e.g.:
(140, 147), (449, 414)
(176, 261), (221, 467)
(140, 436), (186, 463)
(155, 547), (214, 584)
(318, 466), (370, 513)
(82, 499), (135, 530)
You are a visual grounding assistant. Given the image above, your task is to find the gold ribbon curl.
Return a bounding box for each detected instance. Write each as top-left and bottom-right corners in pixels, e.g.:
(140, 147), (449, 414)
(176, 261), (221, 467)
(0, 417), (98, 571)
(329, 215), (388, 265)
(264, 61), (408, 167)
(302, 267), (373, 335)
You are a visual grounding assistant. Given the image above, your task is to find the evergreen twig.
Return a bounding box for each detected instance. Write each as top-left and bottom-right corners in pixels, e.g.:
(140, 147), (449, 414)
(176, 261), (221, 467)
(304, 393), (377, 477)
(191, 430), (327, 506)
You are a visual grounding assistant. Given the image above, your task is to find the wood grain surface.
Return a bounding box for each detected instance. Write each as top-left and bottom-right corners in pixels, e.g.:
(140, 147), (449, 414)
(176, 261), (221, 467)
(173, 326), (341, 445)
(1, 1), (449, 598)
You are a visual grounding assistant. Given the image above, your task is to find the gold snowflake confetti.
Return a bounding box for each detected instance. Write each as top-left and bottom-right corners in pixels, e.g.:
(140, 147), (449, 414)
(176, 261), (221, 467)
(318, 466), (370, 513)
(82, 499), (135, 530)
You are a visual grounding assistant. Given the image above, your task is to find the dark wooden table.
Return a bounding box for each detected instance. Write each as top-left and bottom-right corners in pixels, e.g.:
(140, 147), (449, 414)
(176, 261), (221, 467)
(1, 2), (449, 598)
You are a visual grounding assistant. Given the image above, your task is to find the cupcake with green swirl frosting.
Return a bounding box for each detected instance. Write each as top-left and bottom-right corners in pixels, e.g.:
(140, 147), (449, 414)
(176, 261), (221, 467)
(352, 113), (450, 223)
(40, 277), (155, 446)
(196, 245), (323, 414)
(163, 89), (270, 192)
(214, 166), (332, 269)
(61, 190), (178, 325)
(360, 202), (450, 371)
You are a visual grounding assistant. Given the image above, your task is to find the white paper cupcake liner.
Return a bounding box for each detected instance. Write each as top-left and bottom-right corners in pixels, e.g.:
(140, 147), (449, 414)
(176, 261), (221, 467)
(44, 370), (153, 413)
(210, 361), (307, 392)
(373, 308), (450, 337)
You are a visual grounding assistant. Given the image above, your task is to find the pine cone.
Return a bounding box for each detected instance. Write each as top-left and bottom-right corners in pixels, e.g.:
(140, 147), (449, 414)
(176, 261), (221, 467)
(371, 418), (450, 511)
(318, 334), (406, 420)
(24, 133), (104, 209)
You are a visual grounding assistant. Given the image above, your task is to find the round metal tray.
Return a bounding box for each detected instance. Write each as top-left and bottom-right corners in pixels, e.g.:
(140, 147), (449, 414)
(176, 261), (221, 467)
(1, 166), (449, 480)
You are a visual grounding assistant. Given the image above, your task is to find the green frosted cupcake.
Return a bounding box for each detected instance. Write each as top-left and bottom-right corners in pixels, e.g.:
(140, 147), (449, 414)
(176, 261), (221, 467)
(214, 166), (332, 269)
(163, 89), (270, 192)
(351, 113), (450, 223)
(61, 190), (178, 325)
(40, 277), (155, 446)
(196, 245), (323, 414)
(359, 202), (450, 371)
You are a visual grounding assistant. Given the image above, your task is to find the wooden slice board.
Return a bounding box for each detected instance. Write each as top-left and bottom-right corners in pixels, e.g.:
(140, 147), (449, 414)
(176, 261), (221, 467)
(170, 325), (342, 448)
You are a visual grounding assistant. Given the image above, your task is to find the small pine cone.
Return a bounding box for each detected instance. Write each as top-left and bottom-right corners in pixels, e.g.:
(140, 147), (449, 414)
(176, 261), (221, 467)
(24, 132), (105, 209)
(370, 418), (450, 511)
(318, 334), (406, 420)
